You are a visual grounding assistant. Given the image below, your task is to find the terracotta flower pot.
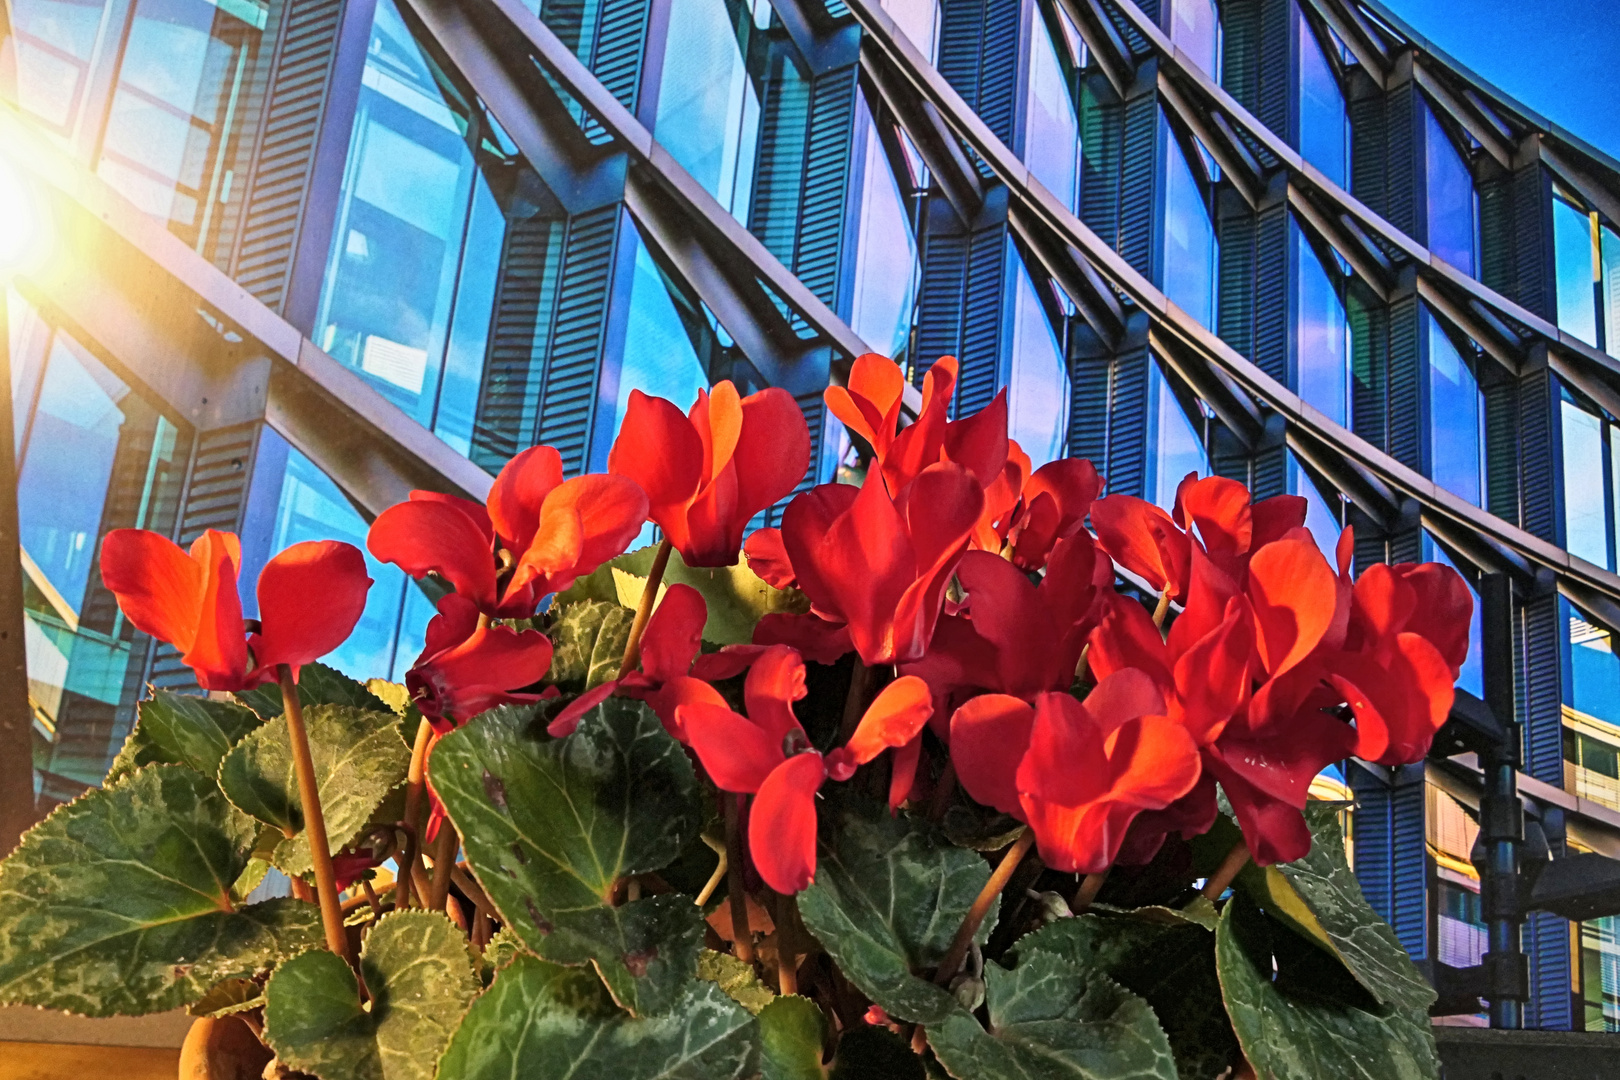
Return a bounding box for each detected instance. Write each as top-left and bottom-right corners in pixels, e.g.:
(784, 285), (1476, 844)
(178, 1016), (273, 1080)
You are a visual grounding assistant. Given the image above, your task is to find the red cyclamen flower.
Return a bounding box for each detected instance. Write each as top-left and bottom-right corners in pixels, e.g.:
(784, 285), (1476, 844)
(608, 382), (811, 567)
(100, 528), (371, 691)
(368, 446), (647, 618)
(408, 593), (556, 731)
(680, 646), (931, 893)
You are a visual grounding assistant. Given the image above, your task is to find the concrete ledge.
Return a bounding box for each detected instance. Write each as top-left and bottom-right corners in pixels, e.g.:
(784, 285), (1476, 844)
(1436, 1026), (1618, 1080)
(0, 1006), (192, 1048)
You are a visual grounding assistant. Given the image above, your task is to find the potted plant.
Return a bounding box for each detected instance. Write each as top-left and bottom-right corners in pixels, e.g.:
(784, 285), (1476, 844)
(0, 354), (1465, 1079)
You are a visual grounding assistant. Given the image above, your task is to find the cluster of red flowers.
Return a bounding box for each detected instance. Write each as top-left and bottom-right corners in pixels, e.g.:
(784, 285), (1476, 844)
(99, 354), (1470, 899)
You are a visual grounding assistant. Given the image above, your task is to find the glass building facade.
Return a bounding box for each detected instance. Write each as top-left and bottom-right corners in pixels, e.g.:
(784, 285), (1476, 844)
(6, 0), (1620, 1035)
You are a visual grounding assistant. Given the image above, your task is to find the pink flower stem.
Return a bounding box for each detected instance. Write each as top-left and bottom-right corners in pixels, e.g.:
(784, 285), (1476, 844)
(277, 664), (353, 964)
(724, 793), (755, 964)
(1201, 840), (1251, 900)
(619, 538), (674, 678)
(934, 827), (1035, 987)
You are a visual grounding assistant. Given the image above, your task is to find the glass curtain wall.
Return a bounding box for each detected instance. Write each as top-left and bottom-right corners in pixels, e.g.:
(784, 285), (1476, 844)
(1561, 393), (1620, 571)
(1025, 7), (1077, 211)
(1423, 104), (1476, 276)
(1146, 361), (1206, 510)
(8, 293), (188, 793)
(1007, 260), (1069, 468)
(1169, 0), (1219, 78)
(653, 0), (760, 221)
(1163, 114), (1216, 329)
(1297, 12), (1347, 188)
(850, 111), (920, 361)
(1554, 187), (1602, 350)
(0, 0), (116, 132)
(1294, 219), (1349, 425)
(1426, 309), (1484, 507)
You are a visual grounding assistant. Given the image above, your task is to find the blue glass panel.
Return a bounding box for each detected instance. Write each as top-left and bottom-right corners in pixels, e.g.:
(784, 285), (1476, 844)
(1, 0), (113, 129)
(1562, 399), (1610, 568)
(267, 450), (416, 680)
(1163, 117), (1215, 329)
(1297, 16), (1346, 188)
(1554, 194), (1599, 348)
(1008, 261), (1069, 469)
(315, 0), (477, 425)
(1424, 107), (1475, 276)
(1294, 220), (1347, 425)
(1422, 537), (1483, 698)
(1287, 452), (1340, 564)
(1567, 598), (1620, 730)
(95, 0), (263, 247)
(654, 0), (759, 218)
(433, 174), (506, 456)
(1169, 0), (1219, 77)
(1426, 309), (1482, 506)
(1024, 21), (1077, 211)
(850, 119), (918, 360)
(1603, 224), (1620, 360)
(1147, 362), (1205, 511)
(614, 225), (708, 424)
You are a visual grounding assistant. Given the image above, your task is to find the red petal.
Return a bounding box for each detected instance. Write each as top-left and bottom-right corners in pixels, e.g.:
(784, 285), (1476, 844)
(1249, 495), (1308, 548)
(184, 530), (250, 690)
(954, 550), (1052, 697)
(641, 675), (727, 742)
(1350, 563), (1414, 642)
(255, 541), (372, 674)
(1396, 562), (1474, 673)
(1178, 476), (1252, 560)
(751, 614), (852, 665)
(942, 390), (1010, 487)
(410, 491), (494, 546)
(1087, 594), (1172, 689)
(1170, 598), (1253, 743)
(889, 463), (983, 662)
(744, 528), (797, 589)
(950, 694), (1036, 816)
(734, 387), (812, 522)
(835, 675), (932, 776)
(1082, 669), (1167, 731)
(779, 482), (861, 612)
(749, 754), (826, 894)
(546, 682), (617, 737)
(808, 471), (913, 664)
(888, 737), (923, 810)
(1015, 693), (1108, 808)
(100, 528), (203, 654)
(1165, 543), (1241, 660)
(639, 584), (706, 682)
(487, 446), (564, 553)
(1091, 495), (1189, 598)
(827, 354), (905, 457)
(608, 390), (703, 546)
(689, 645), (766, 682)
(1246, 538), (1337, 678)
(682, 702), (783, 792)
(743, 645), (807, 746)
(412, 617), (553, 723)
(1102, 715), (1202, 806)
(1025, 457), (1102, 526)
(510, 474), (649, 602)
(368, 498), (498, 612)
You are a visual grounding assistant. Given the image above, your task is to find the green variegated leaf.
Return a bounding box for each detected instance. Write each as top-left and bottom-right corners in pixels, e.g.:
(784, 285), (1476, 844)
(759, 995), (826, 1080)
(264, 911), (480, 1080)
(481, 927), (528, 985)
(217, 705), (409, 878)
(1238, 805), (1436, 1014)
(235, 662), (390, 718)
(435, 954), (758, 1079)
(795, 798), (993, 1026)
(0, 765), (323, 1015)
(1014, 908), (1238, 1079)
(698, 949), (776, 1015)
(189, 977), (265, 1018)
(1215, 895), (1439, 1080)
(927, 948), (1178, 1080)
(556, 544), (809, 645)
(430, 698), (705, 1016)
(546, 600), (634, 690)
(107, 690), (263, 784)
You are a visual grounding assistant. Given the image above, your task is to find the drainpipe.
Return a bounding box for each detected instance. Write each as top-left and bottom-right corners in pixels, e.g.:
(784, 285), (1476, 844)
(1477, 573), (1527, 1028)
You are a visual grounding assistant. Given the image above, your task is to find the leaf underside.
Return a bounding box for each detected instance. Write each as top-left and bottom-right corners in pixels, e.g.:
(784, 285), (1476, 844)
(106, 690), (263, 785)
(547, 600), (634, 691)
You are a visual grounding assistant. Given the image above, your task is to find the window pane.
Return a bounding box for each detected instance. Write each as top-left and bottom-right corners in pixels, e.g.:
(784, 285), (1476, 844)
(314, 0), (477, 427)
(614, 225), (709, 428)
(1567, 599), (1620, 731)
(1603, 224), (1620, 361)
(882, 0), (939, 63)
(1147, 362), (1205, 510)
(1427, 310), (1482, 506)
(1288, 452), (1340, 564)
(1, 0), (112, 130)
(654, 0), (758, 218)
(1297, 17), (1346, 188)
(1008, 261), (1070, 469)
(850, 120), (918, 360)
(1163, 118), (1215, 329)
(432, 173), (506, 456)
(1024, 20), (1077, 211)
(1424, 107), (1475, 276)
(1555, 194), (1599, 348)
(267, 448), (413, 680)
(1170, 0), (1219, 77)
(1562, 399), (1609, 567)
(1295, 220), (1347, 425)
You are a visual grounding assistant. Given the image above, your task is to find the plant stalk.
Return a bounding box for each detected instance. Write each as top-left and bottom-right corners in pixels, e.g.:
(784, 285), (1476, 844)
(1073, 868), (1109, 912)
(276, 664), (352, 963)
(619, 537), (674, 677)
(775, 892), (798, 995)
(724, 793), (754, 964)
(395, 717), (434, 909)
(927, 758), (957, 822)
(1201, 841), (1251, 900)
(428, 821), (459, 912)
(839, 659), (874, 742)
(934, 827), (1035, 986)
(1151, 587), (1173, 629)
